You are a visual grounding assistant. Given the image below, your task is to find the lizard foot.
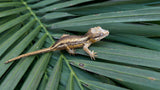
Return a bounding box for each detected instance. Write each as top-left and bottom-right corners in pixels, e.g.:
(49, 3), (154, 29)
(90, 50), (97, 60)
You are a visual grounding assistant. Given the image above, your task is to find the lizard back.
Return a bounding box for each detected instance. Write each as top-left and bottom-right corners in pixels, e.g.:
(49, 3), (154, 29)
(51, 35), (89, 50)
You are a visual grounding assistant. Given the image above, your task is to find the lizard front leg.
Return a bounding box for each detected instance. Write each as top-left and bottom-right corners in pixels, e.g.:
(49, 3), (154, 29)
(64, 44), (75, 55)
(83, 42), (97, 60)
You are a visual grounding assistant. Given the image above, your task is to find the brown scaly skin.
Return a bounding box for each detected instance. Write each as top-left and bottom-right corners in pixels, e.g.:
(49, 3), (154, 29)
(5, 26), (109, 64)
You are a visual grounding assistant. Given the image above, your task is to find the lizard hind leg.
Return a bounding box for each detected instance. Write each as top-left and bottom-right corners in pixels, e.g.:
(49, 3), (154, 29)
(67, 49), (75, 55)
(64, 44), (75, 55)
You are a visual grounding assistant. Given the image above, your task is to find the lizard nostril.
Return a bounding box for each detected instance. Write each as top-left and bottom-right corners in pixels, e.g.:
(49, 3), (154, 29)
(106, 30), (109, 35)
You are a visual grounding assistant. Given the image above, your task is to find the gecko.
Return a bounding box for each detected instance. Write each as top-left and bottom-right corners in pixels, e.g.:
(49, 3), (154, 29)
(5, 26), (109, 64)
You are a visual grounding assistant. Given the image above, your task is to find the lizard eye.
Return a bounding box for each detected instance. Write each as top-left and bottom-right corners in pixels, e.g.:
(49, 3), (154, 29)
(100, 33), (103, 36)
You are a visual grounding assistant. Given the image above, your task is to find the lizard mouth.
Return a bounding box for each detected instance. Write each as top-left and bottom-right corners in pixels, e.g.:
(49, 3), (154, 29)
(100, 30), (109, 39)
(95, 30), (109, 41)
(104, 30), (109, 36)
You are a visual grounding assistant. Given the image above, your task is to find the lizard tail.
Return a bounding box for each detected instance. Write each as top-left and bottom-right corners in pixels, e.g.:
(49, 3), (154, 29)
(5, 48), (55, 64)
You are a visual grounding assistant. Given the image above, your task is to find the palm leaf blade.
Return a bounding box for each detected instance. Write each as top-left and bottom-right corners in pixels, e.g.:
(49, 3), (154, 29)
(57, 23), (160, 37)
(0, 2), (22, 7)
(81, 80), (127, 90)
(0, 7), (27, 18)
(0, 25), (19, 45)
(70, 60), (160, 90)
(31, 0), (58, 8)
(37, 0), (92, 13)
(0, 19), (36, 56)
(52, 7), (160, 28)
(76, 41), (160, 68)
(0, 34), (47, 90)
(109, 34), (160, 50)
(21, 53), (52, 89)
(45, 56), (63, 90)
(0, 25), (41, 77)
(0, 13), (30, 33)
(0, 0), (160, 89)
(42, 12), (75, 21)
(66, 73), (73, 90)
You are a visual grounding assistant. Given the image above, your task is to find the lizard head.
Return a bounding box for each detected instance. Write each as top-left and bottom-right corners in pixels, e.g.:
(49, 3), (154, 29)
(86, 26), (109, 42)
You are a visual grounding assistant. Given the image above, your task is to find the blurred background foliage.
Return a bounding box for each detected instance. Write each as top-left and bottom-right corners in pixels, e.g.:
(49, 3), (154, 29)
(0, 0), (160, 90)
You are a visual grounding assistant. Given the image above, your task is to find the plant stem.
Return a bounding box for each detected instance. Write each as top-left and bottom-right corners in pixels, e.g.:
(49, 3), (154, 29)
(21, 0), (55, 43)
(62, 54), (84, 90)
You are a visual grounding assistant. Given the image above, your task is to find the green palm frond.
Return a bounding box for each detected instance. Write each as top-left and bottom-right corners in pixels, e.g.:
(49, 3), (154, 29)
(0, 0), (160, 90)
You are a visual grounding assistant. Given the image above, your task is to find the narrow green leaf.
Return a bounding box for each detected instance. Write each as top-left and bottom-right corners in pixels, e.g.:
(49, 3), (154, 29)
(59, 1), (148, 15)
(38, 73), (48, 90)
(72, 76), (82, 90)
(69, 60), (160, 90)
(0, 25), (41, 78)
(0, 25), (20, 45)
(37, 0), (92, 13)
(147, 1), (160, 5)
(51, 22), (160, 37)
(52, 7), (160, 28)
(0, 0), (11, 1)
(26, 0), (39, 3)
(0, 13), (31, 33)
(76, 42), (160, 68)
(81, 80), (128, 90)
(0, 19), (36, 57)
(63, 56), (84, 90)
(101, 23), (160, 37)
(59, 85), (66, 90)
(66, 73), (73, 90)
(58, 7), (160, 23)
(21, 53), (52, 90)
(45, 56), (63, 90)
(67, 56), (115, 85)
(41, 12), (75, 21)
(57, 58), (72, 89)
(63, 4), (147, 15)
(0, 15), (16, 25)
(0, 34), (47, 90)
(0, 7), (27, 18)
(0, 2), (22, 7)
(109, 34), (160, 51)
(30, 0), (58, 9)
